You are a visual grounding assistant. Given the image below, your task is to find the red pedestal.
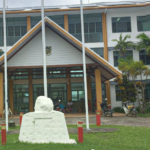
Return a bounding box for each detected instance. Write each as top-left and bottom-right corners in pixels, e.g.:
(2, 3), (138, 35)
(96, 111), (101, 126)
(77, 122), (83, 143)
(20, 112), (23, 126)
(1, 124), (6, 145)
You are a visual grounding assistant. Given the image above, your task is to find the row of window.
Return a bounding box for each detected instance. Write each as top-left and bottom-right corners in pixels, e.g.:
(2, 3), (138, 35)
(113, 50), (150, 67)
(0, 13), (102, 46)
(112, 15), (150, 33)
(0, 14), (149, 46)
(116, 83), (150, 101)
(13, 82), (106, 113)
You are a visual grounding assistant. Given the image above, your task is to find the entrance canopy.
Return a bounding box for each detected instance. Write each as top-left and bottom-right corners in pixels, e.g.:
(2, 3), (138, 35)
(0, 17), (121, 82)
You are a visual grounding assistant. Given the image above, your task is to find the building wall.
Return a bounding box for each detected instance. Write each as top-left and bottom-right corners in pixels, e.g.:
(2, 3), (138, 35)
(7, 27), (94, 67)
(0, 7), (149, 109)
(107, 7), (150, 108)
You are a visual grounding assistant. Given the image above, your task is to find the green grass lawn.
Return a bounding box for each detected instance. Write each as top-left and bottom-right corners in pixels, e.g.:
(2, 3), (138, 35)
(137, 113), (150, 118)
(0, 125), (150, 150)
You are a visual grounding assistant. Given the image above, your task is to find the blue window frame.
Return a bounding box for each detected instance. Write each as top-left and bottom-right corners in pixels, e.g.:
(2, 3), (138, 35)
(68, 13), (103, 43)
(112, 17), (131, 33)
(137, 15), (150, 31)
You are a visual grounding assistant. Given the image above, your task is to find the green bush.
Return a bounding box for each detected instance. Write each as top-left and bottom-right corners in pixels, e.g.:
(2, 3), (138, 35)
(136, 107), (140, 113)
(113, 107), (124, 113)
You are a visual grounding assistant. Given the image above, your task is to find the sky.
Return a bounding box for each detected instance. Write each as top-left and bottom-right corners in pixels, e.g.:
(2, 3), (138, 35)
(0, 0), (146, 9)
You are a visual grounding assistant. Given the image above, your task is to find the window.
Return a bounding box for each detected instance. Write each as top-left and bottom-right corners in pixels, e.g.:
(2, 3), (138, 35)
(49, 84), (67, 103)
(137, 15), (150, 31)
(70, 67), (83, 78)
(31, 15), (64, 28)
(11, 69), (29, 80)
(0, 17), (27, 46)
(90, 48), (103, 58)
(112, 17), (131, 33)
(71, 83), (84, 101)
(13, 85), (29, 113)
(115, 85), (122, 101)
(68, 13), (103, 43)
(113, 50), (133, 67)
(0, 50), (4, 57)
(145, 83), (150, 100)
(91, 82), (106, 104)
(139, 50), (150, 65)
(48, 68), (66, 78)
(33, 67), (66, 79)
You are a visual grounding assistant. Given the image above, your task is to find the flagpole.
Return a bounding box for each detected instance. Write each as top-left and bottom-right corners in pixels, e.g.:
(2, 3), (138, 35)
(41, 0), (47, 97)
(80, 0), (90, 130)
(3, 0), (8, 132)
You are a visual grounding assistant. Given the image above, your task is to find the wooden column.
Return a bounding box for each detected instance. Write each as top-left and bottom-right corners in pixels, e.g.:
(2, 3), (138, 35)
(67, 68), (71, 101)
(27, 16), (31, 32)
(102, 13), (108, 61)
(105, 81), (111, 105)
(87, 75), (92, 102)
(0, 73), (3, 116)
(8, 79), (14, 113)
(29, 69), (33, 112)
(102, 12), (111, 105)
(64, 14), (69, 32)
(95, 69), (102, 113)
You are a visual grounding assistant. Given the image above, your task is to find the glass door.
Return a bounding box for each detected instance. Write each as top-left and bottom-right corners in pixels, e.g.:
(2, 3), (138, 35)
(49, 84), (67, 104)
(33, 84), (44, 107)
(13, 85), (29, 114)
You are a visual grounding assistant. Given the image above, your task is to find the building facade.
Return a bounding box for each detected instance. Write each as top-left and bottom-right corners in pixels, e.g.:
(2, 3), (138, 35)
(0, 2), (149, 114)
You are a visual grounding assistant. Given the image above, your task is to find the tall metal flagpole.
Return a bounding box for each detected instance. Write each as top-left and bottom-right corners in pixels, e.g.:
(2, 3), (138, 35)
(41, 0), (47, 97)
(80, 0), (90, 130)
(3, 0), (8, 132)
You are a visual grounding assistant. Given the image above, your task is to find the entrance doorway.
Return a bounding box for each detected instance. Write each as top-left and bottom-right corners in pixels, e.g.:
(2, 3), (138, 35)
(33, 83), (67, 107)
(13, 85), (29, 113)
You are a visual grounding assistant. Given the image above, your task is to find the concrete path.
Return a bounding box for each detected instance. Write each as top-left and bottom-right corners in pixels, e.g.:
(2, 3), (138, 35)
(0, 113), (149, 127)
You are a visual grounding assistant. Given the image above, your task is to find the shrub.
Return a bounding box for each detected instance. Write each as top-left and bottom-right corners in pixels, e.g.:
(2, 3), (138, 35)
(113, 107), (124, 113)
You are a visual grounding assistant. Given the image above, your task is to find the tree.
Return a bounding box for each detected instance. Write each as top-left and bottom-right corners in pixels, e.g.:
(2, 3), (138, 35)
(112, 33), (134, 58)
(129, 61), (150, 113)
(136, 33), (150, 55)
(114, 57), (136, 104)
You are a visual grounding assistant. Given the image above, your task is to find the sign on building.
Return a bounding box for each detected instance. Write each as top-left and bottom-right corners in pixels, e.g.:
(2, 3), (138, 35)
(46, 46), (52, 56)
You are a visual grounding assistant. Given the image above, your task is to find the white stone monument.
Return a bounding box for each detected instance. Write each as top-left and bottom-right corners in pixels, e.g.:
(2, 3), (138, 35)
(19, 96), (76, 144)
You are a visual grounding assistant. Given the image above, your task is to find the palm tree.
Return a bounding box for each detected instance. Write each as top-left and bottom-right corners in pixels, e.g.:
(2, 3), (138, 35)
(112, 33), (134, 58)
(136, 33), (150, 55)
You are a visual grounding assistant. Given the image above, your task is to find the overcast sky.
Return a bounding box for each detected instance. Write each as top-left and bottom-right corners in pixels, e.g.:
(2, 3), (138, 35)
(0, 0), (146, 8)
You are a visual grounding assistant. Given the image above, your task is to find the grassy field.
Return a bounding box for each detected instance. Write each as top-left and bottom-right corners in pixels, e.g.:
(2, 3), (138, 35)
(0, 125), (150, 150)
(137, 113), (150, 118)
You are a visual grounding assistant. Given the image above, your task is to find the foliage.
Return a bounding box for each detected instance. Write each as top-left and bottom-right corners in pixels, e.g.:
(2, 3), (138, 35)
(112, 33), (134, 57)
(136, 33), (150, 55)
(112, 33), (150, 113)
(113, 107), (124, 113)
(114, 74), (136, 103)
(114, 57), (136, 103)
(129, 61), (150, 113)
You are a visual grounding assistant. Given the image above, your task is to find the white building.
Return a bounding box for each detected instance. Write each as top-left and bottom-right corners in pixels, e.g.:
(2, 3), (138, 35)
(0, 1), (149, 115)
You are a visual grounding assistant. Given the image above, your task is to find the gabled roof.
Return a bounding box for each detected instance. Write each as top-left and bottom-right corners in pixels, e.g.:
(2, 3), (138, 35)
(0, 17), (122, 81)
